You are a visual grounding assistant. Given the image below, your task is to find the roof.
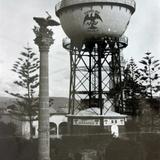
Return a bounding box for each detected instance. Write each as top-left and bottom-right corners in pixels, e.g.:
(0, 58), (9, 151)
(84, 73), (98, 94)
(74, 107), (127, 118)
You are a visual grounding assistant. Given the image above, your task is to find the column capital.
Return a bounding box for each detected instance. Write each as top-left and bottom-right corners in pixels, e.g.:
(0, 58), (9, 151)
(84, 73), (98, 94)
(33, 26), (54, 50)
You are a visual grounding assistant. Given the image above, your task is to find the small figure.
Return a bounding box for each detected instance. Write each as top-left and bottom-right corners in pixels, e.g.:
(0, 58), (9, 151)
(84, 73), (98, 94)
(111, 124), (119, 138)
(46, 11), (52, 20)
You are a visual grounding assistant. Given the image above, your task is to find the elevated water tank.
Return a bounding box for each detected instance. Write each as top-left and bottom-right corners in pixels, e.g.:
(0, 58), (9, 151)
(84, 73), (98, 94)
(55, 0), (136, 44)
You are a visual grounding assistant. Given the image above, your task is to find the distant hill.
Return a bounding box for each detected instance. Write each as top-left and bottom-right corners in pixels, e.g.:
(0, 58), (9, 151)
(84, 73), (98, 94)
(0, 97), (16, 109)
(0, 96), (69, 114)
(50, 97), (68, 114)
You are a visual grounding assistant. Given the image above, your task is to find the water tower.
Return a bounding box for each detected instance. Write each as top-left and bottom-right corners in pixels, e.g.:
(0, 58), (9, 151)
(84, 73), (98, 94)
(55, 0), (136, 132)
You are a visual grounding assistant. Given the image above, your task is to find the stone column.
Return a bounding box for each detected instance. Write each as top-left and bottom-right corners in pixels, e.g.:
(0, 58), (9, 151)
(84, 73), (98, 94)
(33, 17), (59, 160)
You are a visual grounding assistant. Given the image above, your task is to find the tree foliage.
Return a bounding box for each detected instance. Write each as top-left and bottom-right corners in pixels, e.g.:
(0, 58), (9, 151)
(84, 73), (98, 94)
(123, 58), (143, 97)
(123, 58), (145, 115)
(123, 53), (160, 131)
(139, 52), (160, 98)
(5, 46), (39, 139)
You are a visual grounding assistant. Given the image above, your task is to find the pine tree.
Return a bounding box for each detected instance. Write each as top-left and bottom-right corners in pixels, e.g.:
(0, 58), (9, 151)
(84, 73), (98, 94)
(139, 52), (160, 98)
(123, 58), (145, 115)
(5, 46), (39, 139)
(139, 52), (160, 131)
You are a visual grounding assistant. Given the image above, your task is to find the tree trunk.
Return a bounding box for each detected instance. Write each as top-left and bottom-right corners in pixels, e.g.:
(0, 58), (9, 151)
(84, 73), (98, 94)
(29, 113), (33, 140)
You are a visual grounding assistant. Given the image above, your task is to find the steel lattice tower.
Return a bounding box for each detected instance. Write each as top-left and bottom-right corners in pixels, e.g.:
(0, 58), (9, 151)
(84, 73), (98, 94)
(63, 37), (128, 115)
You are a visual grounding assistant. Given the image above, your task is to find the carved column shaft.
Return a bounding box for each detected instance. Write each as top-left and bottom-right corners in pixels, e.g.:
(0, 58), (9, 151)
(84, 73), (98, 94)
(38, 45), (50, 160)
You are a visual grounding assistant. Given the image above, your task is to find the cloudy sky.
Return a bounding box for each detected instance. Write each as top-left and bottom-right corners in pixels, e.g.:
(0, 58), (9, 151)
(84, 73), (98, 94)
(0, 0), (160, 97)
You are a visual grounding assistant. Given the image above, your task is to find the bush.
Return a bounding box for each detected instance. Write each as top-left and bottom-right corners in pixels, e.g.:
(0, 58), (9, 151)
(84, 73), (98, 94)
(0, 122), (38, 160)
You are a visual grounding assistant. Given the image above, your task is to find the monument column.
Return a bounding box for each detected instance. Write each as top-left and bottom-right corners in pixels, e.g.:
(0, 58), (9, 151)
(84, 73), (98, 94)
(33, 17), (59, 160)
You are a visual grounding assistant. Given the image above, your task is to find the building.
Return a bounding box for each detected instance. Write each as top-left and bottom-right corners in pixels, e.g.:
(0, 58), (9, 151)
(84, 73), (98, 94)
(0, 97), (68, 139)
(0, 97), (127, 139)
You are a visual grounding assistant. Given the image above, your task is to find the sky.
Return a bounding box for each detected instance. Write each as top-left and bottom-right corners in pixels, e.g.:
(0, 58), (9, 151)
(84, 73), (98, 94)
(0, 0), (160, 98)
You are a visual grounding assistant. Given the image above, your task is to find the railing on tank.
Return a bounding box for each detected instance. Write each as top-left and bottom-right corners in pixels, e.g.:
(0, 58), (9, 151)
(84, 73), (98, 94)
(55, 0), (136, 13)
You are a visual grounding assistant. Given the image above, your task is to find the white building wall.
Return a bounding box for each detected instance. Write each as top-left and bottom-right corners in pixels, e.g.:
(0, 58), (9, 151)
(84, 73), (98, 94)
(32, 115), (68, 139)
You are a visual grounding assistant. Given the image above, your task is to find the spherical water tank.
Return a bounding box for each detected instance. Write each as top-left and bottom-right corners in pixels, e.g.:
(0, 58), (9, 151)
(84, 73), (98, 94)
(55, 0), (136, 44)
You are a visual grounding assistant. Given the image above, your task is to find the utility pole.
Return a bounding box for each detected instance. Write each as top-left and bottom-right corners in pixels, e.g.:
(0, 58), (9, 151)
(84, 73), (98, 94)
(33, 16), (59, 160)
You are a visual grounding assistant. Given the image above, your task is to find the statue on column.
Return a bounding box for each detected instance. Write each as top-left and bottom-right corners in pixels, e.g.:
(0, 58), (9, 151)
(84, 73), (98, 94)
(33, 13), (59, 48)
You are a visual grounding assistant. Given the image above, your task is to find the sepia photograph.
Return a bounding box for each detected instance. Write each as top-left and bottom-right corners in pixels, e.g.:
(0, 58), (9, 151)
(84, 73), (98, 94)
(0, 0), (160, 160)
